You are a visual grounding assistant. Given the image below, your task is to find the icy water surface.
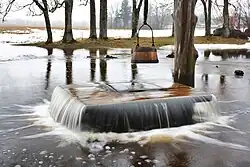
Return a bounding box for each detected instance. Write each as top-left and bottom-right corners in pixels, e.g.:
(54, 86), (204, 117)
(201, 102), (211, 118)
(1, 38), (250, 166)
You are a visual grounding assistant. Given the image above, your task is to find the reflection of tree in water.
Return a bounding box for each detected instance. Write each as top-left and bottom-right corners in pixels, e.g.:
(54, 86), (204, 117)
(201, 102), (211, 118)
(201, 73), (209, 92)
(63, 48), (77, 96)
(131, 63), (138, 86)
(99, 48), (108, 82)
(45, 48), (53, 90)
(128, 144), (189, 167)
(211, 49), (250, 60)
(168, 152), (189, 167)
(219, 75), (226, 95)
(204, 50), (210, 60)
(131, 63), (138, 81)
(89, 48), (97, 82)
(221, 51), (229, 61)
(63, 48), (74, 85)
(129, 145), (155, 167)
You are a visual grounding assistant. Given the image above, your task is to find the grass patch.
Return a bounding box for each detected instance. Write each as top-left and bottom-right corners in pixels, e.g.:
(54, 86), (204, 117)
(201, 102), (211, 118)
(208, 49), (249, 56)
(16, 36), (248, 50)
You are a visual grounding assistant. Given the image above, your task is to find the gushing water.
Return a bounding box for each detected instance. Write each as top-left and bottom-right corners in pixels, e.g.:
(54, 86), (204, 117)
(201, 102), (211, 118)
(48, 85), (221, 133)
(192, 94), (220, 122)
(2, 100), (249, 153)
(49, 86), (85, 131)
(3, 85), (240, 152)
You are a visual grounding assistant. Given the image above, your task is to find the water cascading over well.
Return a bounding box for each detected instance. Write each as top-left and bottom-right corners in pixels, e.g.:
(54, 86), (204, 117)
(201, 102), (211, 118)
(48, 83), (220, 133)
(49, 86), (86, 131)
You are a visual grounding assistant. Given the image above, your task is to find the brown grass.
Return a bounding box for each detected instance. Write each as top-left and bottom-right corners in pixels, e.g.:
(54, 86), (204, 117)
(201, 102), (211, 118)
(17, 36), (248, 50)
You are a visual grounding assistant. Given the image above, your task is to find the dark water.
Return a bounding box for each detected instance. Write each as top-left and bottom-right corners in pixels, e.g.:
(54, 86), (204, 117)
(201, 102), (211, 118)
(1, 43), (250, 167)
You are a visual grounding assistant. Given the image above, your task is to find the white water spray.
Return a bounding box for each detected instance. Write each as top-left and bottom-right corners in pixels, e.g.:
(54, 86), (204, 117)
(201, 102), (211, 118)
(49, 86), (85, 131)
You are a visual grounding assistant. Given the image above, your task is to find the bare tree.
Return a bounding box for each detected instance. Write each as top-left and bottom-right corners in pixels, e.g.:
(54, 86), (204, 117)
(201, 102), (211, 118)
(173, 0), (198, 87)
(201, 0), (212, 36)
(148, 2), (171, 29)
(171, 0), (176, 37)
(222, 0), (230, 37)
(214, 0), (236, 36)
(236, 0), (250, 30)
(99, 0), (108, 39)
(1, 0), (63, 43)
(236, 1), (242, 29)
(207, 0), (212, 34)
(108, 5), (115, 29)
(89, 0), (97, 39)
(80, 0), (97, 39)
(131, 0), (144, 38)
(62, 0), (75, 43)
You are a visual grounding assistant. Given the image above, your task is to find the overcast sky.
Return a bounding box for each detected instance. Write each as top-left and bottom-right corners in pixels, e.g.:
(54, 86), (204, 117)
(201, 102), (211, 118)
(4, 0), (123, 24)
(2, 0), (239, 26)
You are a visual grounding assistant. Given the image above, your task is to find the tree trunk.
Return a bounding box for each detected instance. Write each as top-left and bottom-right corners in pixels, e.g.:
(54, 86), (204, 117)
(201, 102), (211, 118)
(247, 17), (250, 29)
(42, 0), (53, 43)
(33, 0), (53, 43)
(237, 5), (241, 29)
(207, 0), (212, 35)
(99, 0), (108, 39)
(62, 0), (75, 43)
(201, 0), (209, 36)
(171, 14), (174, 37)
(131, 11), (139, 38)
(171, 0), (176, 37)
(89, 0), (97, 39)
(173, 0), (198, 87)
(222, 0), (230, 37)
(131, 0), (143, 38)
(44, 12), (53, 43)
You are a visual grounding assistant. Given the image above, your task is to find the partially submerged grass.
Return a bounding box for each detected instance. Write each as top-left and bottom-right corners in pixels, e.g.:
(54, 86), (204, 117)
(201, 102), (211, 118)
(16, 36), (248, 50)
(208, 49), (249, 57)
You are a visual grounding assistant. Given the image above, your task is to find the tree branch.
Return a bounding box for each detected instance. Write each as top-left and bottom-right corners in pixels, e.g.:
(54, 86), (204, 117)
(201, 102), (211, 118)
(49, 1), (64, 13)
(1, 0), (64, 21)
(79, 0), (88, 6)
(137, 0), (144, 10)
(33, 0), (45, 11)
(1, 0), (16, 22)
(158, 2), (174, 9)
(214, 0), (237, 10)
(11, 1), (35, 13)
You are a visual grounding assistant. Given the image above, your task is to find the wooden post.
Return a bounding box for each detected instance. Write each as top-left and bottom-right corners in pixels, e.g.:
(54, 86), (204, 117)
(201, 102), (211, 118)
(173, 0), (198, 87)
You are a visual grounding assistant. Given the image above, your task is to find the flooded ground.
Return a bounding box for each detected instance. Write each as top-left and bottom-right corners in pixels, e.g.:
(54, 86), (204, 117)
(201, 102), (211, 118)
(0, 28), (213, 43)
(1, 31), (250, 166)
